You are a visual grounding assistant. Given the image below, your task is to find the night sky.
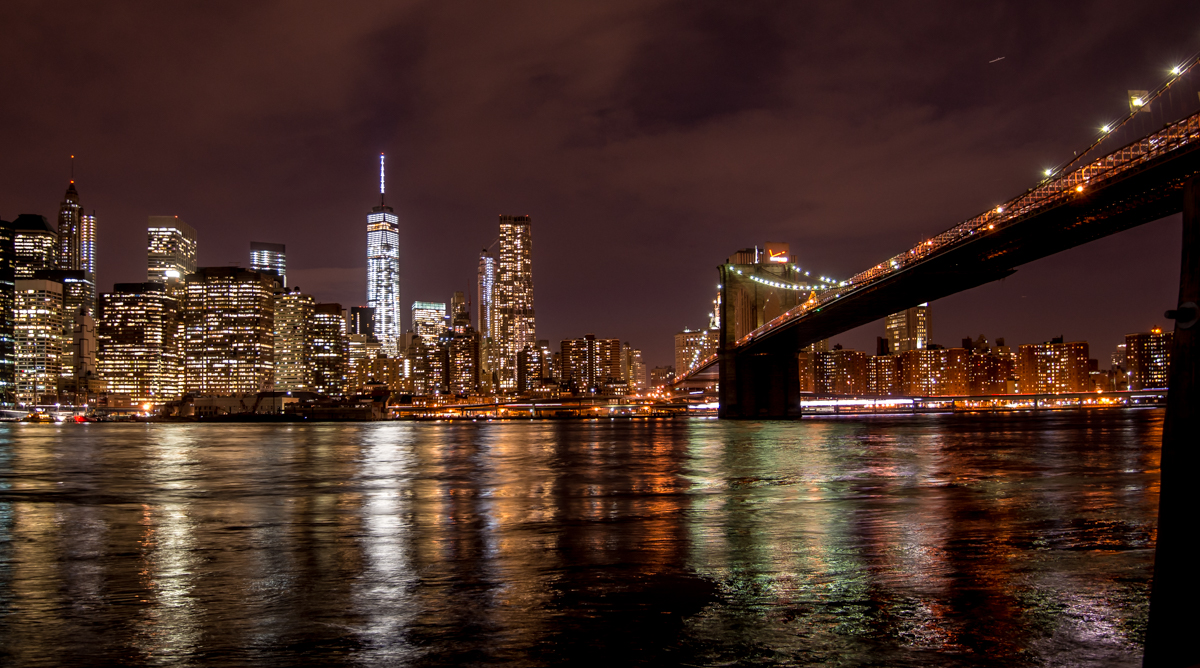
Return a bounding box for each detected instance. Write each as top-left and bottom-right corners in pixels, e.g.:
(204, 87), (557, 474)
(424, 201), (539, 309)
(2, 1), (1195, 368)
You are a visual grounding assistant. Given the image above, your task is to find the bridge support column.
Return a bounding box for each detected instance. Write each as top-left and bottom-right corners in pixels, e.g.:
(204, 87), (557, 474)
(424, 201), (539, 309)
(717, 344), (802, 419)
(1144, 178), (1200, 666)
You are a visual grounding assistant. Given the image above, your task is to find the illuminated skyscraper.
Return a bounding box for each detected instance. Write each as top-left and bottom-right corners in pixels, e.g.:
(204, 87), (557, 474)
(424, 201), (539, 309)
(274, 289), (315, 392)
(885, 304), (932, 354)
(367, 153), (401, 355)
(1125, 328), (1172, 390)
(55, 175), (97, 317)
(14, 279), (63, 405)
(80, 213), (96, 274)
(675, 328), (717, 375)
(147, 216), (197, 283)
(560, 334), (621, 395)
(477, 248), (497, 392)
(0, 219), (15, 404)
(310, 303), (347, 397)
(57, 179), (81, 271)
(250, 242), (286, 286)
(183, 267), (275, 396)
(349, 306), (375, 338)
(12, 214), (57, 278)
(495, 215), (535, 391)
(411, 301), (447, 339)
(97, 282), (184, 404)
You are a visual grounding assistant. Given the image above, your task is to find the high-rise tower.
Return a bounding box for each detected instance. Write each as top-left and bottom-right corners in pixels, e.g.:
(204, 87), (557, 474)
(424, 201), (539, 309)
(250, 242), (286, 286)
(477, 248), (496, 392)
(884, 304), (932, 354)
(147, 216), (197, 282)
(57, 168), (82, 271)
(367, 153), (401, 355)
(494, 215), (535, 392)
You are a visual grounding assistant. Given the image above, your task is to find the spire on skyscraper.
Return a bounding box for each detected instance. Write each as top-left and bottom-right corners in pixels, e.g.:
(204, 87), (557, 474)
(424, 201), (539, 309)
(380, 152), (386, 206)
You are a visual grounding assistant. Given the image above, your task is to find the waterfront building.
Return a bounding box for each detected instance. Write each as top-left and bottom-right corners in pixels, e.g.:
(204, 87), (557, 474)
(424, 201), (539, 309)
(866, 354), (900, 395)
(311, 303), (347, 397)
(349, 354), (404, 395)
(0, 219), (15, 404)
(885, 304), (931, 354)
(80, 212), (96, 275)
(97, 282), (183, 404)
(403, 334), (433, 396)
(1125, 328), (1172, 390)
(494, 215), (536, 392)
(273, 289), (315, 392)
(813, 348), (868, 395)
(183, 267), (275, 396)
(12, 214), (58, 278)
(346, 333), (383, 387)
(14, 279), (62, 404)
(250, 242), (286, 286)
(967, 343), (1016, 395)
(367, 153), (401, 355)
(55, 179), (98, 317)
(650, 366), (674, 389)
(147, 216), (197, 283)
(477, 249), (497, 394)
(517, 340), (553, 394)
(1016, 339), (1090, 394)
(621, 343), (647, 394)
(674, 328), (717, 375)
(899, 347), (968, 395)
(446, 328), (480, 396)
(560, 334), (621, 394)
(412, 301), (447, 339)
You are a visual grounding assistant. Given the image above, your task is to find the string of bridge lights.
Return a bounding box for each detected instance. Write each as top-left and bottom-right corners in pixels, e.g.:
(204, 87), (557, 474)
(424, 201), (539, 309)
(722, 267), (846, 292)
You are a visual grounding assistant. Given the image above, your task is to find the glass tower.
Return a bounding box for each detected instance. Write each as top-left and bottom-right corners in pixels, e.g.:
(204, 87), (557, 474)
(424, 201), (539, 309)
(367, 153), (401, 355)
(250, 241), (286, 286)
(495, 215), (535, 392)
(147, 216), (197, 282)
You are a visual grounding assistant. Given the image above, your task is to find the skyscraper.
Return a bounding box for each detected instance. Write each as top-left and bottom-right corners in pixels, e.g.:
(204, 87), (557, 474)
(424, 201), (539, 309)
(56, 179), (82, 271)
(885, 304), (932, 354)
(0, 219), (15, 405)
(14, 279), (63, 405)
(1125, 328), (1173, 390)
(12, 214), (58, 278)
(367, 153), (401, 355)
(183, 267), (275, 396)
(55, 175), (97, 318)
(250, 242), (286, 286)
(98, 282), (184, 404)
(411, 301), (447, 339)
(274, 289), (315, 392)
(477, 248), (497, 392)
(147, 216), (197, 282)
(310, 303), (347, 397)
(349, 306), (375, 338)
(494, 215), (535, 391)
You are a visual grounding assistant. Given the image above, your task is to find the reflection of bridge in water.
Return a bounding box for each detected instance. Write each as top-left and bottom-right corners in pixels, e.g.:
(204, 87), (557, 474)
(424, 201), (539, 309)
(675, 61), (1200, 421)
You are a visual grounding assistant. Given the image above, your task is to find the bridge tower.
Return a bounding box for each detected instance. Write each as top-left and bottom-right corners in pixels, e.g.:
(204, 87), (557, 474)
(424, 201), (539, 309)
(717, 244), (807, 418)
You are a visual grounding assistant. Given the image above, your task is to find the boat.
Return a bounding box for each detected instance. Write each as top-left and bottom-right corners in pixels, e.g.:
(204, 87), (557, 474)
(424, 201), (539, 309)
(21, 412), (55, 423)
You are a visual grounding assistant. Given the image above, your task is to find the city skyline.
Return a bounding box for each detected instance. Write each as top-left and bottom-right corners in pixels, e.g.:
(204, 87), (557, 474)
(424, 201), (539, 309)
(0, 4), (1194, 369)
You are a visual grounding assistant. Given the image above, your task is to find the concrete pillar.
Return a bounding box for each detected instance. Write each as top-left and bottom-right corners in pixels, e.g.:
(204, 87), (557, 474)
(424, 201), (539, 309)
(1144, 177), (1200, 666)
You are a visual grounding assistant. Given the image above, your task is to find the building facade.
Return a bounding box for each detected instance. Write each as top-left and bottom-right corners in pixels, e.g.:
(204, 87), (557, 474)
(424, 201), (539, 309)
(1125, 328), (1172, 390)
(367, 154), (401, 355)
(494, 215), (535, 391)
(885, 304), (932, 354)
(250, 242), (286, 286)
(97, 282), (184, 405)
(412, 301), (447, 339)
(183, 268), (275, 396)
(273, 289), (315, 392)
(14, 279), (62, 404)
(0, 219), (14, 404)
(12, 214), (57, 279)
(675, 328), (717, 376)
(1016, 339), (1090, 394)
(310, 303), (347, 397)
(147, 216), (197, 283)
(560, 334), (621, 394)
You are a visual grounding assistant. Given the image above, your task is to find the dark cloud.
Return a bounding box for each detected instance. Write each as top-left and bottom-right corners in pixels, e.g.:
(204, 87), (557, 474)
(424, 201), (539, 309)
(0, 0), (1195, 366)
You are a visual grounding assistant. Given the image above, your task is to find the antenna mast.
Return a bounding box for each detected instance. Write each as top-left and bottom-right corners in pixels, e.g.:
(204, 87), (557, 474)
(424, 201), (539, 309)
(379, 152), (385, 206)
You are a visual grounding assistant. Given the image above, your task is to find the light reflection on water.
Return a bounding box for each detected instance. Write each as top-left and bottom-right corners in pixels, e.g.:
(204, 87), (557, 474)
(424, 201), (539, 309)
(0, 411), (1160, 666)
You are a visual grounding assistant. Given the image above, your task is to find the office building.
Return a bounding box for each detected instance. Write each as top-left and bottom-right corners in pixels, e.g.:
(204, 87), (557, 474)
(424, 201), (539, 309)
(80, 213), (96, 274)
(412, 301), (447, 339)
(12, 214), (58, 278)
(674, 328), (717, 375)
(446, 327), (480, 396)
(97, 283), (184, 405)
(516, 340), (553, 394)
(311, 303), (347, 397)
(56, 180), (82, 271)
(1125, 328), (1173, 390)
(250, 242), (286, 286)
(349, 306), (375, 338)
(560, 334), (621, 394)
(621, 343), (647, 394)
(274, 289), (315, 392)
(367, 153), (401, 355)
(477, 249), (497, 393)
(14, 279), (63, 404)
(1016, 339), (1090, 394)
(885, 304), (932, 354)
(55, 178), (98, 317)
(494, 215), (536, 391)
(147, 216), (197, 283)
(650, 366), (674, 389)
(0, 219), (14, 404)
(899, 347), (968, 395)
(183, 267), (275, 396)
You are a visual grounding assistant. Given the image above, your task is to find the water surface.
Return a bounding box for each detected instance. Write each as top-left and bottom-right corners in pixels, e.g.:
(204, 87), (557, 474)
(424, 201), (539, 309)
(0, 411), (1161, 666)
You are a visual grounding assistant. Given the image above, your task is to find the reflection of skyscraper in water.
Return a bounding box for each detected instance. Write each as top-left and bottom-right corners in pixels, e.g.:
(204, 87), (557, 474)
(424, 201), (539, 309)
(494, 216), (535, 392)
(367, 153), (401, 356)
(885, 304), (931, 354)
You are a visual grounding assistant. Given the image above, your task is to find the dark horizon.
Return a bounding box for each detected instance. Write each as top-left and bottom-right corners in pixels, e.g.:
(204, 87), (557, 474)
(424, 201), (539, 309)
(1, 1), (1194, 367)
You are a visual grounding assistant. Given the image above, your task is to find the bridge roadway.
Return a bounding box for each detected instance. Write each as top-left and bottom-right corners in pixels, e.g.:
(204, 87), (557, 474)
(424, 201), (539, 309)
(696, 107), (1200, 418)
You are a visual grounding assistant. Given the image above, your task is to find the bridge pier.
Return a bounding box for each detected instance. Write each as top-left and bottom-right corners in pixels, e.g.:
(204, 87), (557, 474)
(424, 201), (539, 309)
(717, 342), (802, 419)
(1144, 179), (1200, 666)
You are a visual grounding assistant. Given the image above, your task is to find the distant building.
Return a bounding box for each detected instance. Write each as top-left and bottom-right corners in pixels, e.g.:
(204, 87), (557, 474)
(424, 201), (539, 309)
(147, 216), (197, 283)
(866, 354), (900, 396)
(250, 242), (286, 286)
(517, 340), (553, 394)
(561, 334), (621, 394)
(14, 279), (63, 404)
(97, 282), (183, 405)
(813, 348), (868, 394)
(349, 306), (376, 338)
(412, 301), (447, 339)
(56, 181), (97, 317)
(274, 289), (315, 392)
(310, 303), (347, 397)
(1125, 328), (1172, 390)
(885, 304), (931, 354)
(1016, 338), (1090, 394)
(899, 347), (968, 395)
(0, 218), (15, 404)
(12, 214), (58, 278)
(183, 267), (275, 396)
(675, 328), (717, 375)
(367, 154), (401, 355)
(494, 215), (536, 392)
(650, 366), (675, 389)
(621, 343), (647, 394)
